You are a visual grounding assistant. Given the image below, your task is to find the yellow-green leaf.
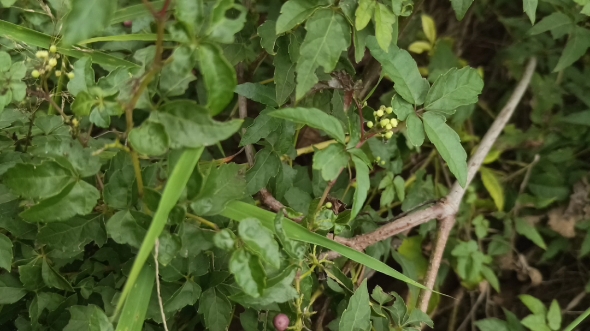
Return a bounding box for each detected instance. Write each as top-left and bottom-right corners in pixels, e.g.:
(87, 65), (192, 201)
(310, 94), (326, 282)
(408, 41), (432, 54)
(421, 14), (437, 44)
(480, 167), (504, 211)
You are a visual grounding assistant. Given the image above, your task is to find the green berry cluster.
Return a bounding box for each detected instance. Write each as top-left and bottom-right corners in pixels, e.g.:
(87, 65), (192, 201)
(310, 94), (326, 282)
(30, 45), (74, 80)
(366, 105), (399, 140)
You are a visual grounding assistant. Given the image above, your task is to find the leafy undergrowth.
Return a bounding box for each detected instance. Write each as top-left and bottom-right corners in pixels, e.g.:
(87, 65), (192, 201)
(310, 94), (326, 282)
(0, 0), (589, 331)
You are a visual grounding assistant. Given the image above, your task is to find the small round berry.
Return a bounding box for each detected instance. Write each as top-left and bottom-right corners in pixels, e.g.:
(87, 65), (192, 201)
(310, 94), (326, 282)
(48, 58), (58, 67)
(352, 182), (358, 188)
(49, 45), (57, 53)
(376, 109), (384, 117)
(55, 70), (61, 77)
(273, 313), (290, 331)
(385, 131), (394, 139)
(123, 20), (133, 27)
(45, 65), (52, 71)
(380, 119), (389, 127)
(31, 70), (40, 78)
(375, 156), (381, 162)
(366, 121), (374, 128)
(373, 111), (378, 117)
(325, 202), (333, 209)
(362, 100), (368, 107)
(386, 107), (393, 114)
(67, 72), (75, 79)
(385, 123), (393, 130)
(380, 160), (386, 165)
(72, 118), (79, 126)
(390, 119), (399, 127)
(39, 50), (49, 58)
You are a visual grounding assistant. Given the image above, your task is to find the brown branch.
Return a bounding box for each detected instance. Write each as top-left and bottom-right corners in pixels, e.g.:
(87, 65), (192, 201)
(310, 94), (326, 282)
(329, 58), (537, 309)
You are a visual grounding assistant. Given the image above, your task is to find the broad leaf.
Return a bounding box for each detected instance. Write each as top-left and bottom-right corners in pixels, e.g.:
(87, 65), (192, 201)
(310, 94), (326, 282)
(198, 288), (232, 331)
(238, 218), (281, 268)
(164, 279), (202, 312)
(528, 12), (573, 35)
(3, 161), (73, 199)
(245, 148), (281, 195)
(515, 218), (547, 249)
(269, 107), (346, 143)
(424, 67), (484, 114)
(554, 27), (590, 72)
(38, 215), (106, 254)
(274, 41), (296, 105)
(351, 155), (370, 221)
(230, 249), (266, 297)
(519, 295), (547, 315)
(374, 3), (397, 51)
(276, 0), (328, 34)
(295, 9), (351, 99)
(406, 112), (425, 147)
(235, 83), (278, 107)
(480, 167), (504, 211)
(355, 0), (375, 30)
(547, 300), (561, 330)
(312, 144), (349, 181)
(339, 279), (371, 331)
(191, 163), (246, 216)
(422, 111), (467, 187)
(450, 0), (475, 20)
(106, 210), (150, 249)
(64, 305), (113, 331)
(0, 233), (12, 271)
(475, 318), (509, 331)
(524, 0), (538, 24)
(62, 0), (117, 45)
(198, 43), (237, 115)
(258, 20), (278, 54)
(41, 259), (74, 291)
(129, 122), (169, 156)
(0, 274), (27, 304)
(367, 36), (429, 105)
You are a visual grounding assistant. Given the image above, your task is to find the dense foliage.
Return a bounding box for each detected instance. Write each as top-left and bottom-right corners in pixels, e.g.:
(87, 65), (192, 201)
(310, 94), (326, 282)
(0, 0), (589, 330)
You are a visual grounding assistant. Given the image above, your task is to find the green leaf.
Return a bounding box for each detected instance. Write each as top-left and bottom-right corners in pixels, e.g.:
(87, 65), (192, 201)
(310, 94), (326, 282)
(276, 0), (327, 34)
(0, 20), (137, 68)
(64, 305), (113, 331)
(424, 67), (484, 114)
(0, 233), (12, 271)
(106, 210), (149, 249)
(269, 107), (346, 143)
(515, 218), (547, 249)
(0, 51), (11, 71)
(62, 0), (117, 46)
(198, 288), (232, 331)
(160, 46), (197, 96)
(174, 0), (204, 37)
(116, 265), (154, 331)
(481, 265), (500, 292)
(245, 148), (281, 194)
(129, 122), (169, 156)
(374, 3), (396, 51)
(392, 94), (414, 121)
(371, 285), (393, 305)
(68, 57), (95, 97)
(258, 20), (278, 54)
(38, 215), (106, 254)
(198, 43), (237, 115)
(240, 110), (282, 146)
(274, 213), (307, 260)
(3, 161), (73, 199)
(406, 112), (425, 147)
(191, 163), (247, 216)
(295, 9), (351, 99)
(355, 0), (375, 30)
(206, 0), (246, 44)
(111, 1), (166, 24)
(221, 201), (436, 292)
(450, 0), (475, 20)
(367, 36), (429, 105)
(480, 167), (505, 211)
(520, 294), (547, 315)
(230, 268), (298, 306)
(312, 144), (349, 181)
(339, 279), (371, 331)
(559, 110), (590, 126)
(235, 83), (278, 107)
(42, 259), (74, 292)
(230, 249), (266, 297)
(393, 176), (405, 202)
(213, 229), (235, 250)
(521, 315), (551, 331)
(524, 0), (538, 24)
(554, 27), (590, 72)
(422, 111), (467, 187)
(528, 12), (573, 35)
(238, 218), (281, 268)
(39, 139), (102, 178)
(149, 100), (243, 149)
(0, 274), (27, 304)
(164, 279), (202, 312)
(351, 155), (370, 221)
(474, 318), (509, 331)
(20, 181), (100, 223)
(547, 300), (561, 330)
(274, 41), (296, 105)
(72, 91), (97, 117)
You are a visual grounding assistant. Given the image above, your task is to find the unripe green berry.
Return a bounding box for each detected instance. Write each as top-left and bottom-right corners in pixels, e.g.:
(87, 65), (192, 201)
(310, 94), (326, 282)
(67, 72), (75, 79)
(49, 45), (57, 53)
(325, 202), (333, 209)
(55, 70), (61, 77)
(380, 119), (389, 127)
(48, 58), (58, 67)
(385, 123), (393, 130)
(386, 107), (393, 114)
(366, 121), (374, 128)
(385, 131), (394, 139)
(380, 160), (386, 165)
(390, 119), (399, 127)
(376, 109), (384, 117)
(35, 50), (48, 58)
(31, 70), (40, 78)
(375, 156), (381, 162)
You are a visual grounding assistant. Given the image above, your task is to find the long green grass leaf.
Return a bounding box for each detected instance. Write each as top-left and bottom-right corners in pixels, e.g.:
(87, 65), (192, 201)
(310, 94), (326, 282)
(220, 201), (433, 292)
(111, 1), (166, 24)
(78, 34), (165, 45)
(115, 264), (155, 331)
(113, 147), (204, 319)
(0, 20), (138, 68)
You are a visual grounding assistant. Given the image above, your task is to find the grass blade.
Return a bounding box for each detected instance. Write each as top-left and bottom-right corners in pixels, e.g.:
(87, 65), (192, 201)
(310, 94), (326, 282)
(111, 1), (166, 24)
(112, 147), (204, 319)
(220, 201), (434, 292)
(0, 20), (138, 68)
(78, 34), (165, 45)
(563, 306), (590, 331)
(115, 264), (155, 331)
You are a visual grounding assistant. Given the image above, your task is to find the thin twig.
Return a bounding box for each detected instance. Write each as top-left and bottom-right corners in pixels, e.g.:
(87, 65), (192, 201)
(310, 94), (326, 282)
(238, 63), (255, 167)
(154, 239), (169, 331)
(456, 283), (488, 331)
